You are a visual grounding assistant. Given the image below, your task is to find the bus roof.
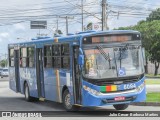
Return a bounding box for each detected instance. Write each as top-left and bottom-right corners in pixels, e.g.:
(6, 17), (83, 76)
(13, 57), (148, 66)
(8, 30), (140, 47)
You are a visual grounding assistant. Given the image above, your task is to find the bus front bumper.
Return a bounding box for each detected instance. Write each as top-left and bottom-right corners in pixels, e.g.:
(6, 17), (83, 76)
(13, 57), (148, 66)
(82, 85), (146, 106)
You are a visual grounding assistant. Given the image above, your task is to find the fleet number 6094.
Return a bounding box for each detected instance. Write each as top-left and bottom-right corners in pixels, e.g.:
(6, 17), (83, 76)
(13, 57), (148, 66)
(124, 84), (136, 90)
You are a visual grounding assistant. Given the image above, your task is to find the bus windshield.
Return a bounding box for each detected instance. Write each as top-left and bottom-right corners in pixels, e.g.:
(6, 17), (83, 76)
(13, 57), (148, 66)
(82, 45), (144, 79)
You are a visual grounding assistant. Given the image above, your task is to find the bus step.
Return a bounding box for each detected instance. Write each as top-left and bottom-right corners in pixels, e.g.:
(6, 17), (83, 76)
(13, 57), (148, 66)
(39, 97), (45, 101)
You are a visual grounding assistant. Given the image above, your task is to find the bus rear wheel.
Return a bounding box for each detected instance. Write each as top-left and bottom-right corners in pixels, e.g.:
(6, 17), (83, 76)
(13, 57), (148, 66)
(24, 83), (33, 102)
(62, 89), (80, 111)
(113, 104), (129, 110)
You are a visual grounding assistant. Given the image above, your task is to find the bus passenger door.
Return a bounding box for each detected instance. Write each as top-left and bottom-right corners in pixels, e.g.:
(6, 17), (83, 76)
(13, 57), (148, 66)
(36, 48), (45, 98)
(14, 50), (20, 92)
(72, 46), (81, 104)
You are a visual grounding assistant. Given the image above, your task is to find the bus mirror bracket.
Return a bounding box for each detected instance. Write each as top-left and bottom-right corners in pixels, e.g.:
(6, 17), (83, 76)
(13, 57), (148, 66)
(78, 55), (84, 65)
(78, 48), (84, 65)
(79, 48), (83, 55)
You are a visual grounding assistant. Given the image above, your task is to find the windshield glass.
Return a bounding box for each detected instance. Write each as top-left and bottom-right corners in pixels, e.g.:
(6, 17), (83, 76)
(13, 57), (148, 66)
(83, 45), (144, 79)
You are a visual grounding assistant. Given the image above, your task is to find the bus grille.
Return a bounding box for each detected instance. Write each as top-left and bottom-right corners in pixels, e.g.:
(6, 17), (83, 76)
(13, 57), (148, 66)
(94, 79), (138, 86)
(91, 74), (144, 86)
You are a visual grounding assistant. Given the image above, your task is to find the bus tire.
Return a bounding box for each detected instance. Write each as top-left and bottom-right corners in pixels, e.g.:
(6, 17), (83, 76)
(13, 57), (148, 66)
(113, 104), (129, 110)
(62, 89), (79, 111)
(24, 83), (33, 102)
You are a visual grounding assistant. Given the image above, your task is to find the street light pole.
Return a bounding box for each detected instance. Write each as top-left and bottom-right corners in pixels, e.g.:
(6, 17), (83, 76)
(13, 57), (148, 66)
(81, 0), (84, 31)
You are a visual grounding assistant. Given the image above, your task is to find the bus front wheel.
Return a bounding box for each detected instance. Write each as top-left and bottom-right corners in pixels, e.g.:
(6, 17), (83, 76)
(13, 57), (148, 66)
(113, 104), (129, 110)
(62, 89), (80, 111)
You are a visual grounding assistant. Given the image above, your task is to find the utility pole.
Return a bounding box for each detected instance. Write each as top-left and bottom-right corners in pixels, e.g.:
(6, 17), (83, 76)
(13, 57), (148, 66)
(56, 16), (59, 34)
(102, 0), (107, 31)
(81, 0), (84, 31)
(59, 16), (74, 35)
(5, 53), (7, 67)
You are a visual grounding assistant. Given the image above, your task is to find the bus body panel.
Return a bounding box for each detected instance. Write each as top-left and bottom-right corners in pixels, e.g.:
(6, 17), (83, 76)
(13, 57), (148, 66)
(43, 68), (57, 101)
(43, 68), (73, 102)
(9, 67), (17, 92)
(81, 77), (146, 106)
(19, 68), (38, 98)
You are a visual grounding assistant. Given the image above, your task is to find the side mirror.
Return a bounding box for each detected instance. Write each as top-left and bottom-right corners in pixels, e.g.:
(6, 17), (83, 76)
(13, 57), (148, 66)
(78, 55), (84, 65)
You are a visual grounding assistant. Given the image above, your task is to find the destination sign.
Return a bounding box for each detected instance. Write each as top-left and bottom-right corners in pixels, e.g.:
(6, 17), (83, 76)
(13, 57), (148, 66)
(83, 34), (141, 44)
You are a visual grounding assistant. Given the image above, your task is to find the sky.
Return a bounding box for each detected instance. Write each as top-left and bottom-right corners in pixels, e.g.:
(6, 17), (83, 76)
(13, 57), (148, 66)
(0, 0), (159, 58)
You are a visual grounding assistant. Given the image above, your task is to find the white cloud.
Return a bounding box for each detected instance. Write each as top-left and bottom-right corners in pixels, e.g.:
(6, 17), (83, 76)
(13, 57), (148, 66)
(13, 23), (26, 31)
(0, 32), (10, 38)
(108, 0), (158, 29)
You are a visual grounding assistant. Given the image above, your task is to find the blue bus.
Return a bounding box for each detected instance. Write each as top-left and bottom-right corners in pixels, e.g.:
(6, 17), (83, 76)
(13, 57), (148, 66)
(8, 30), (146, 111)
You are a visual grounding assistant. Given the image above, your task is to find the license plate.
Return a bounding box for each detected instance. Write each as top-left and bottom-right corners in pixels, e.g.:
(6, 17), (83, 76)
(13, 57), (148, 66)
(114, 96), (125, 101)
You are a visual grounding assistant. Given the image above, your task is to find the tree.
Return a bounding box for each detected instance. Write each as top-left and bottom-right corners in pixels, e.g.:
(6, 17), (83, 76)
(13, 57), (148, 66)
(133, 21), (160, 75)
(145, 8), (160, 75)
(57, 30), (63, 34)
(84, 22), (92, 31)
(147, 8), (160, 21)
(54, 29), (63, 36)
(0, 59), (7, 68)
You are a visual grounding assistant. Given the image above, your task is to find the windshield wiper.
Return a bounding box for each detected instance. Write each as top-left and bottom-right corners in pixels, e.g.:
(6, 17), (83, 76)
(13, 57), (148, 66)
(118, 45), (128, 68)
(96, 45), (111, 69)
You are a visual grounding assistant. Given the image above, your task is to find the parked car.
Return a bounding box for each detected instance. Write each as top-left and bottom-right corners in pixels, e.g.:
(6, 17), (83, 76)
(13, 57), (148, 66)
(1, 68), (9, 78)
(0, 68), (3, 76)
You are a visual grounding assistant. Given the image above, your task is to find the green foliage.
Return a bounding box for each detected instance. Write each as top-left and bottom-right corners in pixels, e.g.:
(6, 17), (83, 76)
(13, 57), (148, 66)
(147, 8), (160, 21)
(57, 30), (63, 34)
(138, 21), (160, 63)
(0, 59), (7, 67)
(54, 29), (63, 36)
(84, 22), (92, 31)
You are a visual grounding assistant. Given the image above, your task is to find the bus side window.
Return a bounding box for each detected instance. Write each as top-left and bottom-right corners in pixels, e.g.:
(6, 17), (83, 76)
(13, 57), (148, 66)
(19, 57), (22, 66)
(9, 48), (14, 67)
(53, 57), (61, 68)
(44, 46), (52, 68)
(20, 48), (27, 68)
(52, 44), (61, 68)
(28, 47), (35, 68)
(53, 44), (61, 56)
(61, 44), (70, 69)
(61, 44), (69, 55)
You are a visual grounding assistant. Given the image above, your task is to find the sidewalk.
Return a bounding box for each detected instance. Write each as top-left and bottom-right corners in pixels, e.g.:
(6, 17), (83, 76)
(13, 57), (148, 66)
(146, 85), (160, 92)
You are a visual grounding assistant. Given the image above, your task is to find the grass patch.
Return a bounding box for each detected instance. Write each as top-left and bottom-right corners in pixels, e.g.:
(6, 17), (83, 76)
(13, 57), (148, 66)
(146, 92), (160, 102)
(145, 79), (160, 85)
(145, 74), (160, 77)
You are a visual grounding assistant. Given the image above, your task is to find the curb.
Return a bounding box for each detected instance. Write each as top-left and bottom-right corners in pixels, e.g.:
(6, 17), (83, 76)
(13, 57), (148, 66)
(146, 76), (160, 79)
(0, 80), (8, 82)
(131, 102), (160, 106)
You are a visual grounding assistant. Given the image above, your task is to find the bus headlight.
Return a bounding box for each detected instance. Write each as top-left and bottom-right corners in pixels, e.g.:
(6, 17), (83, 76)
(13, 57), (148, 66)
(136, 82), (145, 92)
(83, 85), (100, 96)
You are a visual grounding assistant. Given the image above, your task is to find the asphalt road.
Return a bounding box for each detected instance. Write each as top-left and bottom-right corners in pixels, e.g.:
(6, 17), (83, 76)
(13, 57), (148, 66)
(0, 77), (160, 119)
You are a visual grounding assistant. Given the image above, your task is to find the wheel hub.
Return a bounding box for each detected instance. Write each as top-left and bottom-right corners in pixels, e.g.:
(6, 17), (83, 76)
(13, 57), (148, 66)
(65, 94), (72, 109)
